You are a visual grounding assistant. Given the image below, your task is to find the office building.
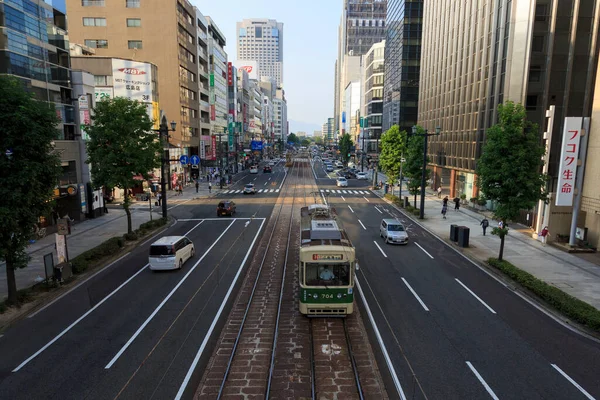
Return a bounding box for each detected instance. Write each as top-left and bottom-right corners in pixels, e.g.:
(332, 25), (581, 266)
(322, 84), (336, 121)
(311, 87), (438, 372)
(334, 0), (387, 141)
(382, 0), (423, 133)
(418, 0), (600, 234)
(362, 40), (385, 154)
(344, 80), (362, 146)
(273, 96), (287, 150)
(236, 18), (283, 85)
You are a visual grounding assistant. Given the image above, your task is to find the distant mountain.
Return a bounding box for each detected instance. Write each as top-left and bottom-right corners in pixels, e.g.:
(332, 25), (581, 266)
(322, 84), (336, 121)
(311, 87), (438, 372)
(288, 120), (321, 135)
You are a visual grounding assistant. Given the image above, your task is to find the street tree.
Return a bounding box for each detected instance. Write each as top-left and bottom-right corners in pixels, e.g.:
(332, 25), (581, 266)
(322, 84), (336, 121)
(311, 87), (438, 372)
(339, 133), (354, 165)
(287, 132), (300, 145)
(301, 138), (311, 147)
(404, 126), (431, 207)
(476, 101), (546, 260)
(0, 75), (62, 305)
(86, 97), (161, 234)
(379, 125), (408, 185)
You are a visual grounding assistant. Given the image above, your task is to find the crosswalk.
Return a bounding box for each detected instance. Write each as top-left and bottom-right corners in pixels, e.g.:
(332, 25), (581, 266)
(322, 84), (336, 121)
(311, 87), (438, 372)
(219, 188), (281, 195)
(321, 189), (372, 195)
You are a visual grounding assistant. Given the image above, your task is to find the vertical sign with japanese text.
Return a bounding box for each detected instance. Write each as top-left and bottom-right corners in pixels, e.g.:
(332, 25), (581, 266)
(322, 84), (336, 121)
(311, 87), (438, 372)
(211, 135), (217, 160)
(555, 117), (583, 206)
(227, 62), (233, 86)
(200, 139), (206, 160)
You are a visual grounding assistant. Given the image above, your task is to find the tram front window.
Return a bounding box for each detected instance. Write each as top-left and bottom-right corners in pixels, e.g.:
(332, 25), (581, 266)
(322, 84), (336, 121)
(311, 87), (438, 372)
(305, 263), (350, 286)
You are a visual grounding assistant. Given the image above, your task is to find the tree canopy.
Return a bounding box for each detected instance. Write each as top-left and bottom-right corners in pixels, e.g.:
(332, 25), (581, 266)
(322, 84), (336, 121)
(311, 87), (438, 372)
(301, 138), (311, 147)
(476, 101), (547, 260)
(0, 75), (62, 304)
(379, 125), (408, 183)
(339, 133), (354, 164)
(404, 126), (431, 207)
(287, 132), (300, 145)
(86, 97), (161, 234)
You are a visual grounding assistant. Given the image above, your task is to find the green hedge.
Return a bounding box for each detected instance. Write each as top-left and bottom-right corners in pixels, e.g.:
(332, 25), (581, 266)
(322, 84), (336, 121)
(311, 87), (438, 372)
(488, 258), (600, 332)
(71, 236), (125, 274)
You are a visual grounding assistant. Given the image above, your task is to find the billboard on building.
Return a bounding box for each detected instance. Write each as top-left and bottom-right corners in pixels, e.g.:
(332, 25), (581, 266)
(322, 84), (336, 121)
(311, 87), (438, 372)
(233, 60), (258, 80)
(112, 59), (153, 102)
(211, 135), (217, 160)
(555, 117), (583, 206)
(228, 62), (233, 86)
(95, 87), (113, 102)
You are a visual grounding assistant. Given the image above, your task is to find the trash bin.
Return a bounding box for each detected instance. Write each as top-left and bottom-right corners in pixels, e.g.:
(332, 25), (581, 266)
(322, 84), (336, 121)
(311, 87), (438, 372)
(457, 226), (470, 247)
(384, 183), (389, 194)
(450, 224), (459, 241)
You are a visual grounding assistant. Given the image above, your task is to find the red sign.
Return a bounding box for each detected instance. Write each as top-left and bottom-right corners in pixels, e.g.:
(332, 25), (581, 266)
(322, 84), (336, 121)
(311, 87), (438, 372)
(240, 65), (252, 74)
(210, 105), (216, 121)
(227, 62), (233, 86)
(118, 68), (146, 75)
(211, 135), (217, 160)
(312, 254), (343, 261)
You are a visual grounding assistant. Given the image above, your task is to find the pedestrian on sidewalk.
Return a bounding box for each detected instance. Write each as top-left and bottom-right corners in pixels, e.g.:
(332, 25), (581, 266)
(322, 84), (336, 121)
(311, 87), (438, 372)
(195, 180), (199, 193)
(453, 196), (460, 211)
(540, 226), (549, 246)
(480, 218), (489, 235)
(178, 183), (183, 196)
(437, 186), (442, 198)
(441, 203), (448, 219)
(208, 181), (212, 194)
(157, 192), (161, 205)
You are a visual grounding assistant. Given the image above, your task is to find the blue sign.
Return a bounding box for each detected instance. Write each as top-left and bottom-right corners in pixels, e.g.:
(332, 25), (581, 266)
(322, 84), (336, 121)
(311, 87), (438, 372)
(190, 155), (200, 165)
(342, 112), (346, 124)
(179, 155), (189, 165)
(251, 140), (263, 151)
(5, 148), (13, 159)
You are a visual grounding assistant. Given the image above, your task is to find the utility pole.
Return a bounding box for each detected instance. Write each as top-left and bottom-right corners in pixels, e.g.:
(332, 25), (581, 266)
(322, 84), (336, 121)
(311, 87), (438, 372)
(153, 115), (176, 219)
(412, 125), (441, 219)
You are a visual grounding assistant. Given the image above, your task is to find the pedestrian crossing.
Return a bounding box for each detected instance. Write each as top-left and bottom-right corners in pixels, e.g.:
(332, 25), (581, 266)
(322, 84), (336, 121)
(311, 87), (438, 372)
(320, 189), (372, 195)
(219, 188), (281, 195)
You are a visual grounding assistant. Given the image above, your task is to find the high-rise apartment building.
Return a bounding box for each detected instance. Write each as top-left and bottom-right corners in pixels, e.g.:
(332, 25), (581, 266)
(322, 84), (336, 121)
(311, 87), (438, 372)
(334, 0), (387, 142)
(419, 0), (600, 234)
(236, 18), (283, 85)
(65, 0), (201, 172)
(362, 40), (385, 154)
(382, 0), (423, 133)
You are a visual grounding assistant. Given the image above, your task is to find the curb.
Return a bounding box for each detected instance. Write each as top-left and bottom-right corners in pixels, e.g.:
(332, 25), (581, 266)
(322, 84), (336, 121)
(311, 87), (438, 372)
(373, 192), (600, 342)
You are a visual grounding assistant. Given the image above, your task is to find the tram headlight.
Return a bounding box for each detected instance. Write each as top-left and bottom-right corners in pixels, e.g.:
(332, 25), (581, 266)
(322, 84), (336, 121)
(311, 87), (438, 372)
(337, 293), (342, 299)
(313, 293), (318, 299)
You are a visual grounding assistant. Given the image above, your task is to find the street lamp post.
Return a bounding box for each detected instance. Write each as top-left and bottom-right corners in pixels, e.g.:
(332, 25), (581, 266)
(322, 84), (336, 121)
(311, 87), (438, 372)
(153, 115), (177, 219)
(412, 125), (441, 219)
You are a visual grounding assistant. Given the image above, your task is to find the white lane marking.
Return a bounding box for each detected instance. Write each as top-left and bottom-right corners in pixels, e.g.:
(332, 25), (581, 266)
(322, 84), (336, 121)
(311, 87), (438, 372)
(28, 251), (131, 318)
(551, 364), (596, 400)
(276, 189), (280, 193)
(341, 196), (346, 201)
(355, 278), (407, 400)
(358, 220), (367, 230)
(401, 278), (430, 311)
(374, 206), (383, 214)
(363, 196), (370, 202)
(455, 278), (497, 314)
(342, 190), (348, 194)
(178, 218), (265, 222)
(466, 362), (500, 400)
(167, 198), (193, 210)
(253, 178), (257, 181)
(264, 182), (268, 185)
(269, 189), (274, 193)
(176, 219), (266, 399)
(414, 242), (434, 259)
(258, 189), (264, 193)
(353, 190), (360, 194)
(373, 240), (388, 258)
(234, 190), (241, 194)
(104, 220), (236, 369)
(348, 205), (355, 213)
(13, 264), (150, 372)
(326, 189), (330, 193)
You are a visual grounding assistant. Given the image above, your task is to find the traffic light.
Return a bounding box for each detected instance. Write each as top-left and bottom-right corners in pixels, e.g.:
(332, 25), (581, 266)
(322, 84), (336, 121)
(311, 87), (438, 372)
(347, 153), (351, 157)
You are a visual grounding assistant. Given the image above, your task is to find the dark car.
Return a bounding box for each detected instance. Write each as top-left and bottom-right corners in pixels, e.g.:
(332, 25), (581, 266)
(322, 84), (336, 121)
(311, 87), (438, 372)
(217, 200), (236, 217)
(263, 166), (272, 173)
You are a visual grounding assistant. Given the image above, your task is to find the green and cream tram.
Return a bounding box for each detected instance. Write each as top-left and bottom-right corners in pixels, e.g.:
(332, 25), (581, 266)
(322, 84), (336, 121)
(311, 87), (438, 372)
(299, 204), (357, 316)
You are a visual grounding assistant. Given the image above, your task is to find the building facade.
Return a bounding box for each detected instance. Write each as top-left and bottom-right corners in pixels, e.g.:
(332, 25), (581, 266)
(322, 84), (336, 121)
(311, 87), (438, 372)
(419, 0), (600, 236)
(65, 0), (201, 162)
(382, 0), (423, 133)
(344, 80), (362, 145)
(362, 40), (385, 154)
(236, 18), (283, 85)
(334, 0), (387, 142)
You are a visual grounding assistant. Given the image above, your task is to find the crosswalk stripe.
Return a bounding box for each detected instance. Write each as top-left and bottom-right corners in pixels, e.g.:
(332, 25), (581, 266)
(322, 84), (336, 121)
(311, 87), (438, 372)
(276, 189), (280, 192)
(258, 189), (263, 193)
(269, 189), (274, 193)
(320, 189), (324, 193)
(359, 190), (366, 194)
(232, 190), (239, 194)
(342, 190), (347, 194)
(326, 189), (330, 193)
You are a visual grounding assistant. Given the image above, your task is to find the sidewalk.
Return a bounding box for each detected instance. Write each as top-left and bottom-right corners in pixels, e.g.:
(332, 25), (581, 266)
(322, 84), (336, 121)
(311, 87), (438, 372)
(372, 186), (600, 311)
(0, 207), (155, 301)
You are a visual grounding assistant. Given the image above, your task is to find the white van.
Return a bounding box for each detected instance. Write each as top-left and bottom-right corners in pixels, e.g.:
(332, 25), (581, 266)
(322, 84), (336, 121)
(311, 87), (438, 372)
(149, 236), (195, 270)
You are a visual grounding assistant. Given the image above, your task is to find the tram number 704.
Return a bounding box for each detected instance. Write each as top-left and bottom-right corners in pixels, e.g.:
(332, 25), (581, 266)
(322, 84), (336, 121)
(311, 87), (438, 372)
(321, 293), (334, 299)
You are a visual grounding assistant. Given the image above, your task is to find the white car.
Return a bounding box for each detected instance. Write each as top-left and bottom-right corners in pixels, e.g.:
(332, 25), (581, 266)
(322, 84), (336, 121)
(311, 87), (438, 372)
(149, 236), (195, 270)
(336, 177), (348, 187)
(269, 161), (276, 166)
(356, 172), (368, 180)
(249, 166), (258, 174)
(243, 183), (256, 194)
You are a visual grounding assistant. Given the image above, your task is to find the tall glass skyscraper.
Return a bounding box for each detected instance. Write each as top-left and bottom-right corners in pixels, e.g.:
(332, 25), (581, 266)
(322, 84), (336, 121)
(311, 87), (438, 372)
(382, 0), (423, 133)
(0, 0), (75, 139)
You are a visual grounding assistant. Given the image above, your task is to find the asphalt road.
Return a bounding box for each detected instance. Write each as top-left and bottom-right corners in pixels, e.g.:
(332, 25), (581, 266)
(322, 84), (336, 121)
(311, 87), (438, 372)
(0, 163), (284, 399)
(312, 157), (600, 400)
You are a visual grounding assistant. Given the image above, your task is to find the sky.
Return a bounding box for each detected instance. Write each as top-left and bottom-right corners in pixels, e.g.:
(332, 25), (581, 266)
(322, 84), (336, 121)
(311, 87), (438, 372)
(191, 0), (340, 135)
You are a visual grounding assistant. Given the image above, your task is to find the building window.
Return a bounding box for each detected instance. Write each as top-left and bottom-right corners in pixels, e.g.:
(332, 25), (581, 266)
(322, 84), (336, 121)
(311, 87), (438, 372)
(126, 0), (140, 8)
(128, 40), (143, 49)
(83, 17), (106, 26)
(529, 66), (542, 82)
(94, 75), (111, 85)
(82, 0), (105, 6)
(126, 18), (141, 27)
(84, 39), (108, 48)
(526, 95), (538, 110)
(532, 35), (545, 52)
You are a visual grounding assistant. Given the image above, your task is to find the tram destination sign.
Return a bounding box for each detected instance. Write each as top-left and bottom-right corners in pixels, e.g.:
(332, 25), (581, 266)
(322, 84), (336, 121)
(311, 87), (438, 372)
(312, 254), (343, 261)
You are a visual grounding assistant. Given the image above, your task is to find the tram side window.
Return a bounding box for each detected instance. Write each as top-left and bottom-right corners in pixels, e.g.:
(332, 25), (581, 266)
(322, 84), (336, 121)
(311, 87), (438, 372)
(305, 263), (350, 286)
